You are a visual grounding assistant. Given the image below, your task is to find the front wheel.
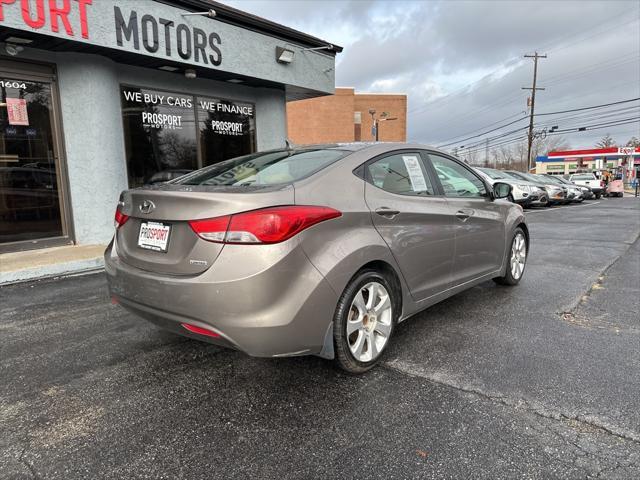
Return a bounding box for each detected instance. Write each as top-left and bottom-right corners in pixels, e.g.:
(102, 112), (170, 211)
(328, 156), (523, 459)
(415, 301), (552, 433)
(595, 193), (602, 199)
(493, 228), (527, 286)
(333, 270), (396, 374)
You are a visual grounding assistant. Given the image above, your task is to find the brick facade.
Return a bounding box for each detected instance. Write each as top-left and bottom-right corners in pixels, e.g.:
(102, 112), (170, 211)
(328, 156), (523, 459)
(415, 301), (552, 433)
(286, 87), (407, 144)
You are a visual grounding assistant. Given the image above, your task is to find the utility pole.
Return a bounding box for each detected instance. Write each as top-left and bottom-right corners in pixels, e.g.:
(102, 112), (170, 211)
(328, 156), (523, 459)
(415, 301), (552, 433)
(522, 52), (546, 172)
(485, 138), (490, 167)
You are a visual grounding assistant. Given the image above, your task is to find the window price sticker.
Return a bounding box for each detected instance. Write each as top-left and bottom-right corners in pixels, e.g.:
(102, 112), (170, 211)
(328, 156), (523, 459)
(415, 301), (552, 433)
(6, 98), (29, 126)
(402, 155), (428, 192)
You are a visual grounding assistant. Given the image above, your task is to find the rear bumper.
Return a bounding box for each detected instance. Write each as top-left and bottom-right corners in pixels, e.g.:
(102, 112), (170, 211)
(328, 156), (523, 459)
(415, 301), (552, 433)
(105, 238), (338, 358)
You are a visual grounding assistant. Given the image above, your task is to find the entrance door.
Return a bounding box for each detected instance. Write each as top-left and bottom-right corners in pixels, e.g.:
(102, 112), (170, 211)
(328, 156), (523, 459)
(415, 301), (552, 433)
(0, 60), (70, 252)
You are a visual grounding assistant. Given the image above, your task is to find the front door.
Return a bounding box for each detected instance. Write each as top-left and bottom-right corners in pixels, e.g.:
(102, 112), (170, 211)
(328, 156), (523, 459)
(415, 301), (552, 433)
(364, 151), (455, 301)
(426, 153), (506, 286)
(0, 60), (70, 252)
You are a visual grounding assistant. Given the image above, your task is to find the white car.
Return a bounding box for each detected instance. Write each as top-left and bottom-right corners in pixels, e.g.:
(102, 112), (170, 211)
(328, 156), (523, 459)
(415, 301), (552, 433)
(568, 173), (604, 199)
(475, 168), (548, 207)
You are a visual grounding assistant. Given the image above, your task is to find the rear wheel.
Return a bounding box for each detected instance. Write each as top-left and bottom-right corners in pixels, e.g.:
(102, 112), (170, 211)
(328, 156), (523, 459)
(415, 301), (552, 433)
(333, 270), (395, 374)
(595, 192), (602, 199)
(493, 228), (527, 286)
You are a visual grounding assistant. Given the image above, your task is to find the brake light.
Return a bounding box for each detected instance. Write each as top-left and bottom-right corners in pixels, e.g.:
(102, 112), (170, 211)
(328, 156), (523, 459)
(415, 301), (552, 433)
(188, 215), (231, 242)
(189, 206), (341, 244)
(114, 206), (129, 228)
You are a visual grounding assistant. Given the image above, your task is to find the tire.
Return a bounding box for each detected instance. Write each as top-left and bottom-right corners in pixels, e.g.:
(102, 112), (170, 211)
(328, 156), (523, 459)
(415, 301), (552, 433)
(595, 193), (602, 199)
(493, 228), (527, 286)
(333, 269), (396, 374)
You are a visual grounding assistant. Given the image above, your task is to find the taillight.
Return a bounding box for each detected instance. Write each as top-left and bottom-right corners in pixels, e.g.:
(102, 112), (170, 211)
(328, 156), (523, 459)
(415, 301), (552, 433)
(189, 206), (341, 244)
(114, 206), (129, 228)
(188, 215), (231, 242)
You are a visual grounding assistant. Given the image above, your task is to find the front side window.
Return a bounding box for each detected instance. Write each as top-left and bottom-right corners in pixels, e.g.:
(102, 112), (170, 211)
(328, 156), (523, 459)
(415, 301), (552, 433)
(175, 149), (348, 186)
(429, 154), (486, 197)
(366, 153), (434, 196)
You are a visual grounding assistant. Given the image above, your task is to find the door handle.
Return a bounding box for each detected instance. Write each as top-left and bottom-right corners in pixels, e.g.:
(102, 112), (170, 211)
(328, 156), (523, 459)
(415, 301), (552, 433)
(455, 209), (474, 221)
(375, 208), (400, 219)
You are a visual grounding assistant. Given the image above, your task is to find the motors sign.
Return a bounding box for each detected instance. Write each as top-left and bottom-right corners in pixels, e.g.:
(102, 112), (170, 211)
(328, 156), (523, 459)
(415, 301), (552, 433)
(0, 0), (336, 94)
(0, 1), (222, 66)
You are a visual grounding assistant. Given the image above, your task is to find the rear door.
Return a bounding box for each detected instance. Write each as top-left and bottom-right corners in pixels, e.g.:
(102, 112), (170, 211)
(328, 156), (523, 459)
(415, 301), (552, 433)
(425, 153), (506, 286)
(364, 150), (455, 301)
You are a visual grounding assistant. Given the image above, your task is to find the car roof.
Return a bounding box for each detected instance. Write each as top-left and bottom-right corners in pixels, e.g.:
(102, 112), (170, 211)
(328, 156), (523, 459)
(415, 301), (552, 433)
(288, 142), (452, 155)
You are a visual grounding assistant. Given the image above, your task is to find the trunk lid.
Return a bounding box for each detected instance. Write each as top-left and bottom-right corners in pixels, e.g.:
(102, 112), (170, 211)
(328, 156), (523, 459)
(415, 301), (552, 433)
(115, 184), (295, 275)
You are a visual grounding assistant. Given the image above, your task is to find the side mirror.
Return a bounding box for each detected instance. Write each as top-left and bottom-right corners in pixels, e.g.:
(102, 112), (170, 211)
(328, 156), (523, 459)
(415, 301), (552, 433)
(493, 182), (512, 199)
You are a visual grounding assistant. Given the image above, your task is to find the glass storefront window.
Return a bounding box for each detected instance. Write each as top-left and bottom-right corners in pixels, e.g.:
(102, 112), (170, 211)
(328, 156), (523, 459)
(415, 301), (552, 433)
(196, 96), (256, 167)
(121, 87), (198, 187)
(120, 87), (256, 188)
(0, 77), (63, 244)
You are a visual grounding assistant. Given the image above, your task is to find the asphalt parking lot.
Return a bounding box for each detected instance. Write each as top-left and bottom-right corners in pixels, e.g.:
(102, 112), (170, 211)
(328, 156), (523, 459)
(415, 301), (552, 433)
(1, 197), (639, 479)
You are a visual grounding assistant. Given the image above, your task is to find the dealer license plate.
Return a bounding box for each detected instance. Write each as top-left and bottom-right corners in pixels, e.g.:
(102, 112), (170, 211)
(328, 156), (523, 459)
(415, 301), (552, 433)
(138, 222), (171, 252)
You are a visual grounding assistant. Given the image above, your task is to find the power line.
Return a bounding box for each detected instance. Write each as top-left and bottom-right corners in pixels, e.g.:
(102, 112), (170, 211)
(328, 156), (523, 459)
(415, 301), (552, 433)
(408, 9), (638, 117)
(436, 116), (528, 148)
(535, 97), (640, 116)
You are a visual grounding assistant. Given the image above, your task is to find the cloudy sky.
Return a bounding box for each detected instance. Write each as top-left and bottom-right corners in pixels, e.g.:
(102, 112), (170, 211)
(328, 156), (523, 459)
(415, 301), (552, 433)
(226, 0), (640, 154)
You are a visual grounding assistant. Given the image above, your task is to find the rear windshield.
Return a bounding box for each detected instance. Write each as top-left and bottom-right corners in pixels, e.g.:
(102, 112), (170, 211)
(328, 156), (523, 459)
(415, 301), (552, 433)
(572, 174), (596, 180)
(174, 149), (349, 186)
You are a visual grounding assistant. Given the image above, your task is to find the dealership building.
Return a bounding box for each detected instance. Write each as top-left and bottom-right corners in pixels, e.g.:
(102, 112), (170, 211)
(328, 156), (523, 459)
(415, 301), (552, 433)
(0, 0), (340, 273)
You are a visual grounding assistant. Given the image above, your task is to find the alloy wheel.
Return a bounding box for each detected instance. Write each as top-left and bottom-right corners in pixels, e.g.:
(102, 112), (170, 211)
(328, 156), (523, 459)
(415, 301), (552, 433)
(346, 282), (393, 362)
(510, 232), (527, 280)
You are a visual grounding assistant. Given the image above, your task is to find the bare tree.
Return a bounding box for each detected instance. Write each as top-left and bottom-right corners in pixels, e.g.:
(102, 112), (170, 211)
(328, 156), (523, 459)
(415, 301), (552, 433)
(626, 136), (639, 147)
(596, 133), (616, 148)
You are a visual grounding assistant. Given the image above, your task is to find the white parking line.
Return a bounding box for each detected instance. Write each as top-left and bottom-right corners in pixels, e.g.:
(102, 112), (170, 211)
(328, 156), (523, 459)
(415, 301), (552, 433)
(525, 201), (601, 214)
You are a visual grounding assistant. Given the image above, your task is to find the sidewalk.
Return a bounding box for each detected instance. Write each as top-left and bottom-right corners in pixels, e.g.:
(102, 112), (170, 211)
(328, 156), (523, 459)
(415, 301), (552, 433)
(0, 244), (106, 285)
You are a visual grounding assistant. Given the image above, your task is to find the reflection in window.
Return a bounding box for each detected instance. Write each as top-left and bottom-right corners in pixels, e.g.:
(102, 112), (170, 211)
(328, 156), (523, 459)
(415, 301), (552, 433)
(429, 154), (486, 197)
(0, 78), (63, 243)
(367, 153), (433, 196)
(196, 97), (256, 167)
(121, 87), (197, 187)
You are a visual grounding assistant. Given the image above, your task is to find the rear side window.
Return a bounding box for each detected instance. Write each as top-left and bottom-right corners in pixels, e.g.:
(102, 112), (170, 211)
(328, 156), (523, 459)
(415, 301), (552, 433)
(175, 149), (349, 186)
(429, 154), (487, 197)
(367, 153), (434, 196)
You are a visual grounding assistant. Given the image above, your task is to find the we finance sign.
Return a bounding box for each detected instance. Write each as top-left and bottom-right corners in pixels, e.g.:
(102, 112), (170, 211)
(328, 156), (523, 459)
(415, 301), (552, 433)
(0, 1), (222, 66)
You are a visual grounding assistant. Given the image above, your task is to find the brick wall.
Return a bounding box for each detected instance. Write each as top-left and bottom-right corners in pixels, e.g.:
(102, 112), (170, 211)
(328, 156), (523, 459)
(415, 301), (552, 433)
(286, 88), (407, 144)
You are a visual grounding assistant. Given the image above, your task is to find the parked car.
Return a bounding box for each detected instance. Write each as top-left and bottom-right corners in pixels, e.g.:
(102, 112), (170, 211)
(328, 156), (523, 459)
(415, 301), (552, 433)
(543, 174), (595, 200)
(106, 143), (528, 373)
(476, 167), (548, 207)
(505, 171), (569, 205)
(542, 175), (586, 202)
(568, 173), (604, 199)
